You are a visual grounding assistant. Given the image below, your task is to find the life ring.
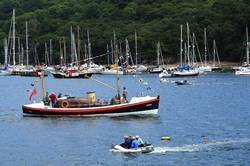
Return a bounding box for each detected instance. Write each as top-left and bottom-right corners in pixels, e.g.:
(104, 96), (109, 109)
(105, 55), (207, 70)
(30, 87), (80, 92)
(61, 100), (69, 108)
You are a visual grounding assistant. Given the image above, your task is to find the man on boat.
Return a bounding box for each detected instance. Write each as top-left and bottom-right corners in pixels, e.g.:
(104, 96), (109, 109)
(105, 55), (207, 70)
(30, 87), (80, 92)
(130, 136), (141, 149)
(49, 92), (57, 107)
(136, 135), (144, 147)
(43, 92), (50, 106)
(120, 136), (133, 148)
(122, 87), (128, 102)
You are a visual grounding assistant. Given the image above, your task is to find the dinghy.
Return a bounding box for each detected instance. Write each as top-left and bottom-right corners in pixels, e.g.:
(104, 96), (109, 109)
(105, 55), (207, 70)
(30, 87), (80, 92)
(111, 144), (154, 153)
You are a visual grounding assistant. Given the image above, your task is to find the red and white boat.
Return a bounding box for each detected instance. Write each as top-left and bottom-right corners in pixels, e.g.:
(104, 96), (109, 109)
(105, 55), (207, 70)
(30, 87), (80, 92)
(22, 95), (160, 116)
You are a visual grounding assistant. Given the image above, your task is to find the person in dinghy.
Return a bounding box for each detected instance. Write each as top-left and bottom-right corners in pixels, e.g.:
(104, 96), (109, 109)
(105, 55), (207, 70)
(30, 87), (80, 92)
(111, 135), (154, 153)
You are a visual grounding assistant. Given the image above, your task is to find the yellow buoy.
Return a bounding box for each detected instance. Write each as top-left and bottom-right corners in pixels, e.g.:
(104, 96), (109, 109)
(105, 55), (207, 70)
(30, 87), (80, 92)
(161, 136), (171, 140)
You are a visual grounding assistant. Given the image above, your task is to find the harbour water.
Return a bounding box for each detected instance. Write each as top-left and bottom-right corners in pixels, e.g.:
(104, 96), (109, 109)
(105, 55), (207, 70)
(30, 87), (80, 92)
(0, 72), (250, 165)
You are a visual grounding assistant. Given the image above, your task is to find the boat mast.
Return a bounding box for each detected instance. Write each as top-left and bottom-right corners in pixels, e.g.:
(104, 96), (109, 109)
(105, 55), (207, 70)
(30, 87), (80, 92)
(157, 42), (160, 66)
(87, 30), (91, 66)
(125, 38), (129, 66)
(72, 33), (78, 66)
(192, 32), (195, 66)
(63, 37), (67, 65)
(25, 21), (29, 66)
(213, 40), (216, 67)
(4, 38), (8, 66)
(114, 31), (120, 99)
(77, 26), (81, 67)
(246, 25), (249, 65)
(70, 26), (73, 64)
(59, 38), (63, 66)
(186, 22), (190, 66)
(49, 39), (52, 65)
(106, 44), (110, 66)
(204, 28), (207, 66)
(180, 24), (183, 66)
(215, 40), (221, 67)
(111, 40), (114, 64)
(18, 37), (20, 65)
(135, 31), (138, 66)
(44, 42), (48, 65)
(13, 9), (16, 66)
(84, 43), (87, 63)
(21, 44), (24, 65)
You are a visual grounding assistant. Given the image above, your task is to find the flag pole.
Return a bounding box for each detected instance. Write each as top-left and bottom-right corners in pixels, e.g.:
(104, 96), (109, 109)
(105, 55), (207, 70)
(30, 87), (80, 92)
(39, 69), (45, 99)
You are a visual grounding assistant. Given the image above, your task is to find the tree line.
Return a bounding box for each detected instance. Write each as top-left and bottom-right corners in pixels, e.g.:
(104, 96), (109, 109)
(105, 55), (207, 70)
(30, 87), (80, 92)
(0, 0), (249, 65)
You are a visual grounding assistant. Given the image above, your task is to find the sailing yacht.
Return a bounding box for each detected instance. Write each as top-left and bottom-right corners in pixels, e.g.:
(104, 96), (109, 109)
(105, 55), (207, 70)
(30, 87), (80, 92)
(235, 25), (250, 75)
(174, 23), (199, 77)
(197, 28), (212, 72)
(134, 31), (147, 72)
(211, 40), (222, 71)
(149, 42), (164, 73)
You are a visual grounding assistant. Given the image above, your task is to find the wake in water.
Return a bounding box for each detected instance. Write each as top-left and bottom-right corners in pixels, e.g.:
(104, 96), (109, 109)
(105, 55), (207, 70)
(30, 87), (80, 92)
(151, 138), (250, 154)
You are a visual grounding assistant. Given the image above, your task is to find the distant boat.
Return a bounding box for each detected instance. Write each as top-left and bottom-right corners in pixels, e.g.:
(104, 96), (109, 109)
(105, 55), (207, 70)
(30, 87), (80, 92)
(51, 67), (92, 79)
(235, 25), (250, 75)
(175, 80), (192, 85)
(134, 31), (148, 72)
(159, 69), (172, 78)
(149, 42), (164, 73)
(174, 65), (199, 77)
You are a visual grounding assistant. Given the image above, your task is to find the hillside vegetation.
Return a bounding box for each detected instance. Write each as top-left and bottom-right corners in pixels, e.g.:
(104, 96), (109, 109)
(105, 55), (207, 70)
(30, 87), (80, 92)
(0, 0), (249, 64)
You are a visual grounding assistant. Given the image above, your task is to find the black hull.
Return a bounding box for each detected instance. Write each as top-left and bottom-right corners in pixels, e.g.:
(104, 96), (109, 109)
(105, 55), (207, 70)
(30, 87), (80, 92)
(23, 97), (160, 116)
(52, 73), (93, 79)
(149, 71), (162, 74)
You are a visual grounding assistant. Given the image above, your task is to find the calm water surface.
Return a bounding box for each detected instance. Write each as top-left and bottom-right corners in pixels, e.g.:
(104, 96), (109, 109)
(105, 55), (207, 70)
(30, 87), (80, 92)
(0, 72), (250, 166)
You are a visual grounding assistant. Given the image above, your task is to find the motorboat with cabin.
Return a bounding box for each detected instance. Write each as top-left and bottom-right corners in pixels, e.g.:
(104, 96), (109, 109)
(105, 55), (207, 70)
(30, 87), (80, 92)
(23, 91), (160, 116)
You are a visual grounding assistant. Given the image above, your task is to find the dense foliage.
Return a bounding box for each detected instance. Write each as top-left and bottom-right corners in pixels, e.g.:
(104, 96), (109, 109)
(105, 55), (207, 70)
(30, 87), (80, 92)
(0, 0), (250, 65)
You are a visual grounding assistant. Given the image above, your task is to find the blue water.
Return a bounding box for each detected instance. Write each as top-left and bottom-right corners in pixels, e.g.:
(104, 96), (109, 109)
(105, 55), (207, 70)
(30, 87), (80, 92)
(0, 72), (250, 166)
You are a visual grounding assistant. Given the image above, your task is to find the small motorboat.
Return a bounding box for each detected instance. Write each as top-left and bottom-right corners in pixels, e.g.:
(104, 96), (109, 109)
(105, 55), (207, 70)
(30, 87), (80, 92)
(160, 78), (170, 83)
(159, 69), (173, 78)
(175, 80), (191, 85)
(111, 144), (154, 153)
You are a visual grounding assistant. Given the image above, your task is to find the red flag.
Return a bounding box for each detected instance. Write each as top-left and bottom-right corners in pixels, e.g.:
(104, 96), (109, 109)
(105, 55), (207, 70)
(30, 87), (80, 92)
(29, 88), (38, 101)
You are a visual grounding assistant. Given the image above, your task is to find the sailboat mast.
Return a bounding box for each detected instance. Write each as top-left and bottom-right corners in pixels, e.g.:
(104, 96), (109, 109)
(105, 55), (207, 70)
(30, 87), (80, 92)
(192, 33), (195, 66)
(18, 37), (20, 65)
(213, 40), (216, 67)
(49, 39), (52, 65)
(77, 26), (81, 66)
(180, 24), (183, 66)
(125, 38), (129, 64)
(135, 31), (138, 66)
(246, 25), (249, 65)
(45, 42), (48, 65)
(25, 21), (29, 66)
(87, 30), (91, 65)
(114, 31), (120, 99)
(111, 40), (114, 64)
(84, 43), (87, 62)
(186, 22), (190, 66)
(204, 28), (207, 66)
(21, 44), (24, 65)
(157, 42), (160, 66)
(59, 39), (63, 66)
(63, 37), (67, 65)
(4, 38), (8, 66)
(106, 44), (110, 66)
(13, 9), (16, 66)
